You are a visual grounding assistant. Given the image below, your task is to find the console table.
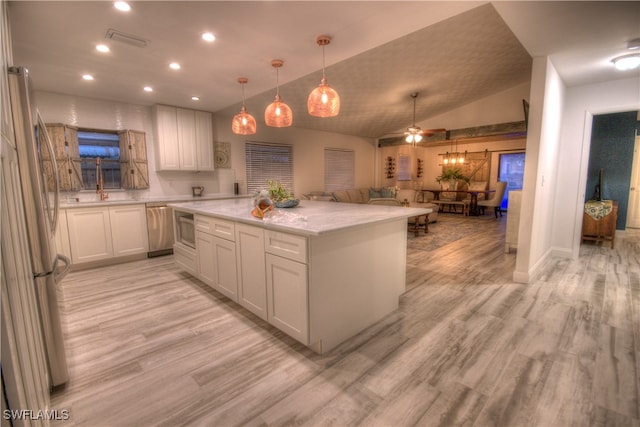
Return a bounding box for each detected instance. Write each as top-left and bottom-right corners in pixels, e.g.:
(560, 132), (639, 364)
(581, 200), (618, 249)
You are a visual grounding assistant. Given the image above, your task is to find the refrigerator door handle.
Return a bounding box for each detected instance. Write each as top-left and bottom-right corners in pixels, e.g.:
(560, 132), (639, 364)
(36, 110), (60, 233)
(54, 254), (71, 282)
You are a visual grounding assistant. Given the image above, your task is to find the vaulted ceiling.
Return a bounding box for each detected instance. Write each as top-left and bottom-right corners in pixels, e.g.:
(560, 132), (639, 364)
(8, 1), (640, 138)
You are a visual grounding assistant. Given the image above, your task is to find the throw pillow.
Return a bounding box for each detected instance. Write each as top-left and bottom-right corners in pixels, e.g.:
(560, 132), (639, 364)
(369, 187), (383, 199)
(381, 187), (397, 198)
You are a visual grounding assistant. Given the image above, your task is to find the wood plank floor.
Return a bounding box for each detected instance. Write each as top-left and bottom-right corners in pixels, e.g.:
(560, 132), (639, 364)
(51, 213), (640, 427)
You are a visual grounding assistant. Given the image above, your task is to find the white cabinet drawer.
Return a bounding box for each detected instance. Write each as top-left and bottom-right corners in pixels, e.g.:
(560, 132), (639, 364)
(174, 243), (197, 276)
(195, 215), (235, 240)
(264, 230), (307, 264)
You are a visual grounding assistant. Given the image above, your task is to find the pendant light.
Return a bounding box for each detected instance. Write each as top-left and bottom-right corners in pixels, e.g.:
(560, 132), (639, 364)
(265, 59), (293, 127)
(307, 35), (340, 117)
(231, 77), (257, 135)
(404, 93), (423, 146)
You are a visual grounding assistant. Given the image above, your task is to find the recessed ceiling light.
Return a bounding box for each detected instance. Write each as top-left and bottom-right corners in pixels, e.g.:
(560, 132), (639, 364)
(191, 96), (200, 101)
(201, 32), (216, 43)
(169, 62), (181, 70)
(82, 74), (94, 81)
(114, 1), (131, 12)
(96, 44), (110, 53)
(143, 86), (153, 92)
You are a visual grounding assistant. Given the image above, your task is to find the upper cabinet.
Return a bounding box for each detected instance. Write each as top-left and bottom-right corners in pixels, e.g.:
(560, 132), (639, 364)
(152, 105), (214, 172)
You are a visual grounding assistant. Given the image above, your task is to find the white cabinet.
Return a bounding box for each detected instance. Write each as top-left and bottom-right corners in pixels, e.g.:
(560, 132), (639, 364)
(195, 214), (238, 301)
(154, 105), (179, 170)
(195, 110), (214, 171)
(235, 224), (267, 320)
(196, 230), (238, 301)
(66, 204), (148, 264)
(266, 253), (308, 344)
(109, 205), (149, 256)
(211, 236), (237, 300)
(66, 207), (113, 264)
(152, 105), (214, 172)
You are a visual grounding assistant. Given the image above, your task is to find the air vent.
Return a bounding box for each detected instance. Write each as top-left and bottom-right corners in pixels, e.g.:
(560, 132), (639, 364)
(105, 28), (148, 48)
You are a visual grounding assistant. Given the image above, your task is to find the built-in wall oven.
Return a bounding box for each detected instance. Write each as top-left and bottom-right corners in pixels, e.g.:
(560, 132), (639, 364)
(175, 211), (195, 249)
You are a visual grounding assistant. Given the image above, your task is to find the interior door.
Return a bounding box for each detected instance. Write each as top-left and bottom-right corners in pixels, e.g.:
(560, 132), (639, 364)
(627, 134), (640, 228)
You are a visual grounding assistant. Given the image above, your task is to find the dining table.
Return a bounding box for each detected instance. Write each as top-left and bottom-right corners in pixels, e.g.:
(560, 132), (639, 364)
(419, 188), (495, 216)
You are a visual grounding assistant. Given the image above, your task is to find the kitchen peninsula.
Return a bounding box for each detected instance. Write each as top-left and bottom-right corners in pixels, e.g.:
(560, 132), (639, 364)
(170, 198), (431, 354)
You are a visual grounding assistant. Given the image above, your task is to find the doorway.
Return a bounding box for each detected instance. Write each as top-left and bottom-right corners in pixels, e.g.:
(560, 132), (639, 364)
(498, 152), (525, 210)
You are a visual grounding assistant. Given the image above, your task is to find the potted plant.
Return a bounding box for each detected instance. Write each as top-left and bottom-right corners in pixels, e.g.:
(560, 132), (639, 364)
(435, 168), (470, 190)
(267, 180), (299, 208)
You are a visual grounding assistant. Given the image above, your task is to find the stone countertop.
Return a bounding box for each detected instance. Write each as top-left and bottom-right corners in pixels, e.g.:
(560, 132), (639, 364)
(169, 198), (432, 237)
(60, 194), (249, 209)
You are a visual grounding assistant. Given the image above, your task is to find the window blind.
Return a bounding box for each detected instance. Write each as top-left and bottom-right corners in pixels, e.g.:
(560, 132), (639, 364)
(245, 142), (294, 195)
(324, 148), (354, 191)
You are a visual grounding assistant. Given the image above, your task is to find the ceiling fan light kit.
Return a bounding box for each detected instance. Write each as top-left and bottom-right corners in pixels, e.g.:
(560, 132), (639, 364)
(612, 38), (640, 71)
(404, 93), (422, 146)
(232, 77), (257, 135)
(265, 59), (293, 128)
(612, 53), (640, 71)
(308, 35), (340, 118)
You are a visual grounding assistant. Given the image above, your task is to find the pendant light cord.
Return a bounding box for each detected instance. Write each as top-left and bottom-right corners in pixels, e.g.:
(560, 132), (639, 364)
(241, 83), (247, 107)
(322, 45), (326, 80)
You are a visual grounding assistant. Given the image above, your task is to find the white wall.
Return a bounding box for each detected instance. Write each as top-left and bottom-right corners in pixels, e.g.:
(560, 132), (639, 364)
(514, 57), (565, 283)
(34, 91), (233, 201)
(552, 76), (640, 257)
(403, 81), (531, 133)
(213, 111), (377, 197)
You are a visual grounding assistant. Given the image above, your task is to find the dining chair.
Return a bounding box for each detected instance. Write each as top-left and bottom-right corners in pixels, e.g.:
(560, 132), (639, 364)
(477, 181), (507, 217)
(466, 181), (488, 201)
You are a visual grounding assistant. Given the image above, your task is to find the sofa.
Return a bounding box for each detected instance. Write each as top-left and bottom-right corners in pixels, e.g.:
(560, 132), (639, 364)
(302, 187), (438, 223)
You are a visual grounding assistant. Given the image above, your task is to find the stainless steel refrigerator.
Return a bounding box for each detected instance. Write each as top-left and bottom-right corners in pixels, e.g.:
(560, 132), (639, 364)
(8, 66), (71, 387)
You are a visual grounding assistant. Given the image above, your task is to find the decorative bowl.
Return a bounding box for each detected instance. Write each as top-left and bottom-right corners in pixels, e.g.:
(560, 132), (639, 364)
(274, 199), (299, 208)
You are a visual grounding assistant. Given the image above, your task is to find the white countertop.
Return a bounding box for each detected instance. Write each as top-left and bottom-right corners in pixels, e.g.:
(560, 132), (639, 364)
(169, 198), (432, 236)
(60, 194), (249, 209)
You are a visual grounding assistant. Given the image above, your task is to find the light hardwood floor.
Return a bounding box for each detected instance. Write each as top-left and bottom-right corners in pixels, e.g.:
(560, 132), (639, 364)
(51, 214), (640, 426)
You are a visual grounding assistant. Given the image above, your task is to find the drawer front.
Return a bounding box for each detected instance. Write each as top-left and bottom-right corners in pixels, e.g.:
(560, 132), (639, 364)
(195, 215), (235, 240)
(174, 243), (197, 276)
(264, 230), (307, 263)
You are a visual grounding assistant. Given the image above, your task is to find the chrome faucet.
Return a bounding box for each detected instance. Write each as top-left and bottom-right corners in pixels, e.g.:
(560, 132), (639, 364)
(96, 158), (109, 201)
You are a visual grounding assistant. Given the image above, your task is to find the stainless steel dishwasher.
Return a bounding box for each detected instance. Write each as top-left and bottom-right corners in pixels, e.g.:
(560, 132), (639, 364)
(146, 203), (175, 257)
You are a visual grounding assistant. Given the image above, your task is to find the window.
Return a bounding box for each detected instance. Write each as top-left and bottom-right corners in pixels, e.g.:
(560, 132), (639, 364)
(324, 148), (354, 191)
(245, 142), (294, 195)
(78, 130), (121, 190)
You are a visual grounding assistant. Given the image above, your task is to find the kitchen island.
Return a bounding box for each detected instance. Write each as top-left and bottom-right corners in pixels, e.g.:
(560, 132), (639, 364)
(170, 198), (431, 354)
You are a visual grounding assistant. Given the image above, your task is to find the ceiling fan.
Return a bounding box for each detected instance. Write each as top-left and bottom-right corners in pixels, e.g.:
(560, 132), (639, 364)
(403, 92), (445, 144)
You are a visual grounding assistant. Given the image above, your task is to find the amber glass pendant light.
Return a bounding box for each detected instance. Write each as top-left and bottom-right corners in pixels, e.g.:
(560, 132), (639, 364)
(307, 35), (340, 117)
(264, 59), (293, 127)
(232, 77), (257, 135)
